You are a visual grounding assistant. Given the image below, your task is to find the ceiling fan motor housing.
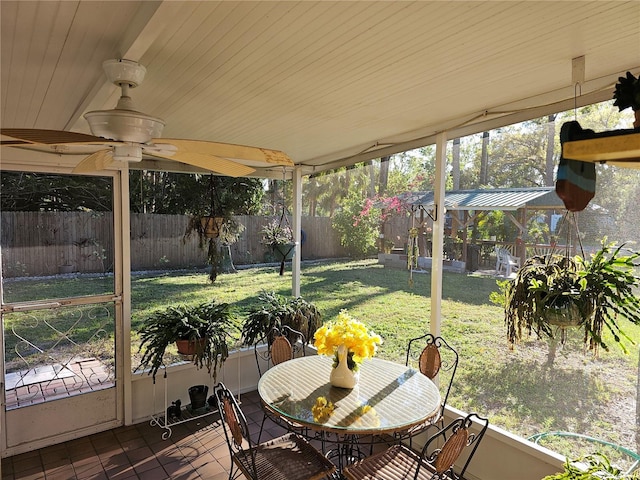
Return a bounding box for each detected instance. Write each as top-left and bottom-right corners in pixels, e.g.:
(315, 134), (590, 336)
(103, 59), (146, 87)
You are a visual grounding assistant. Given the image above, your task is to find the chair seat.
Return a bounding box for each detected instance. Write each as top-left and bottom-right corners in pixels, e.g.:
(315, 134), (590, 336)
(234, 432), (335, 480)
(346, 414), (488, 480)
(343, 445), (440, 480)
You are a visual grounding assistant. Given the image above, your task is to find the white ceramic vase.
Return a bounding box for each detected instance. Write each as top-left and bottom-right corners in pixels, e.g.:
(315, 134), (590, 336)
(329, 344), (359, 388)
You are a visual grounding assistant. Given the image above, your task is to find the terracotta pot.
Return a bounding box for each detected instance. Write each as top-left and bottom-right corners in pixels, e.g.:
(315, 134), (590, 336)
(175, 338), (206, 356)
(200, 216), (224, 238)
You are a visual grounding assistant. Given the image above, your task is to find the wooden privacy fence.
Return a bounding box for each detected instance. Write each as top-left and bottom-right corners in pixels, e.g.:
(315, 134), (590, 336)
(0, 212), (346, 278)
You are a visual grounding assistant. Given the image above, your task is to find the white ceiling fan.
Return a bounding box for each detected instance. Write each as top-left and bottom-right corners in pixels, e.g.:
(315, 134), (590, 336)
(1, 59), (293, 177)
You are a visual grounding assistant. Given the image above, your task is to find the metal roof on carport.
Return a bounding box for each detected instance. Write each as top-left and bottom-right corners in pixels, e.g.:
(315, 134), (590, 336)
(401, 187), (566, 212)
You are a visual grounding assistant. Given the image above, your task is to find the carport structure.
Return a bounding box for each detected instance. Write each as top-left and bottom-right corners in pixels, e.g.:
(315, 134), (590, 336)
(404, 187), (567, 267)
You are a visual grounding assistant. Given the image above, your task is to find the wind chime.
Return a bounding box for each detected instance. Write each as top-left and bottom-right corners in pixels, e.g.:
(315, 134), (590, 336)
(407, 211), (421, 288)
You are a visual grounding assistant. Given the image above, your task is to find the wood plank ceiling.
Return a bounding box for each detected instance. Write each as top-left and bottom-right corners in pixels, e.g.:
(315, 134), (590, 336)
(1, 1), (639, 177)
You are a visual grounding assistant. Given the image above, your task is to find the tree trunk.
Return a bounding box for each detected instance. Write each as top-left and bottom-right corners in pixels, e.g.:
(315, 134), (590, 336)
(545, 114), (557, 186)
(480, 132), (489, 186)
(219, 244), (237, 274)
(452, 138), (461, 190)
(378, 156), (390, 196)
(368, 160), (376, 198)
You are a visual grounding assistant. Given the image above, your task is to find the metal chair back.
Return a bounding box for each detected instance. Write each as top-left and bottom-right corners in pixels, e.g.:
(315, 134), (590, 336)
(406, 333), (458, 420)
(254, 325), (305, 376)
(215, 383), (258, 479)
(343, 413), (488, 480)
(215, 382), (336, 480)
(418, 413), (489, 480)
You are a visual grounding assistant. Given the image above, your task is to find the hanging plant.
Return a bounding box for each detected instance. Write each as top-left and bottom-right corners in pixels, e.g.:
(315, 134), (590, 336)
(491, 241), (640, 354)
(613, 71), (640, 128)
(261, 204), (296, 275)
(200, 216), (224, 238)
(180, 175), (263, 281)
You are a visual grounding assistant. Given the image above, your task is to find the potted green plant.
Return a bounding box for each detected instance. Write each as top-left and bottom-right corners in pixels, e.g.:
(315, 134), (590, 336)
(261, 219), (295, 258)
(491, 241), (640, 353)
(544, 452), (640, 479)
(260, 218), (296, 275)
(137, 299), (238, 380)
(183, 174), (263, 282)
(199, 215), (225, 239)
(241, 290), (322, 347)
(613, 71), (640, 128)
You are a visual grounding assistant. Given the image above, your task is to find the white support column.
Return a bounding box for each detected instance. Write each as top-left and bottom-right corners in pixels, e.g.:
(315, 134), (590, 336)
(430, 132), (448, 337)
(292, 166), (303, 297)
(116, 166), (133, 425)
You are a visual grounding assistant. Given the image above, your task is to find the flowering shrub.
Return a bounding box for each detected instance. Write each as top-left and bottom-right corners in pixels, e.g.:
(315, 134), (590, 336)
(313, 310), (382, 370)
(355, 195), (406, 226)
(332, 194), (409, 258)
(332, 194), (380, 257)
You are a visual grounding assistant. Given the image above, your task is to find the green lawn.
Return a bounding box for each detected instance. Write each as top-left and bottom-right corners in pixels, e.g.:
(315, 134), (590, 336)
(4, 258), (639, 465)
(129, 259), (640, 463)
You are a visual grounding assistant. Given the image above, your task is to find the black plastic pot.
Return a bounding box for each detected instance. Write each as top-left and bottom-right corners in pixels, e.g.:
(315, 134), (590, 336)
(188, 385), (209, 410)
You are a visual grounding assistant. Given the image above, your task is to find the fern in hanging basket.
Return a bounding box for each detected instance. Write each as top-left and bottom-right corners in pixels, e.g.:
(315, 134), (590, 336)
(260, 219), (295, 246)
(260, 217), (296, 274)
(491, 242), (640, 353)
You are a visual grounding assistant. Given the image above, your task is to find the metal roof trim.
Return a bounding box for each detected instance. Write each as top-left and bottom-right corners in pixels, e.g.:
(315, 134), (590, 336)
(401, 187), (565, 211)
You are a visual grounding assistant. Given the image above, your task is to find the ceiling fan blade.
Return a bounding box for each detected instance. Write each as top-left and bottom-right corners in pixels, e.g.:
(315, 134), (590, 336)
(1, 128), (111, 145)
(73, 150), (115, 173)
(155, 139), (294, 167)
(147, 150), (256, 177)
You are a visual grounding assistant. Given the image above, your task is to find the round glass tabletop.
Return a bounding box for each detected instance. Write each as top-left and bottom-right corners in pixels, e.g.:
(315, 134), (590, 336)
(257, 355), (441, 434)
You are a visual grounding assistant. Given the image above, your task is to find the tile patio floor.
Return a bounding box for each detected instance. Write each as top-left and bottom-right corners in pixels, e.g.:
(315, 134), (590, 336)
(1, 390), (290, 480)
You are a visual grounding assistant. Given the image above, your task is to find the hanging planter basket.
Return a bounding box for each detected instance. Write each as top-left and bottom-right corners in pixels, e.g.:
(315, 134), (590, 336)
(273, 242), (296, 261)
(261, 203), (296, 275)
(200, 216), (224, 238)
(543, 300), (592, 328)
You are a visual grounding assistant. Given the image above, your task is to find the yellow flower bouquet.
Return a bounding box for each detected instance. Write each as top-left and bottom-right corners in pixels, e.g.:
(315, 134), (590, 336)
(313, 310), (382, 371)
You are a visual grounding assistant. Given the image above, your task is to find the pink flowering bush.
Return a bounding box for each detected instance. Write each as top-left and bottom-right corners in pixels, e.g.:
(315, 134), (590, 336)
(332, 193), (408, 257)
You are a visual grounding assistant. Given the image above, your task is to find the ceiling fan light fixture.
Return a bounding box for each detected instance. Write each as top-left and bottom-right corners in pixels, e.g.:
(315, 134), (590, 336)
(113, 144), (142, 162)
(85, 109), (164, 143)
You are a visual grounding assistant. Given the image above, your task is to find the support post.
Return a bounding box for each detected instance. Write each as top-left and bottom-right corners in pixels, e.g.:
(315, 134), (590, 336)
(430, 132), (447, 338)
(118, 166), (133, 425)
(292, 166), (302, 297)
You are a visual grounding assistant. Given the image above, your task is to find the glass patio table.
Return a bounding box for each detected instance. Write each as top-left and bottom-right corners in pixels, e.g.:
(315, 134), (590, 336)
(257, 354), (441, 471)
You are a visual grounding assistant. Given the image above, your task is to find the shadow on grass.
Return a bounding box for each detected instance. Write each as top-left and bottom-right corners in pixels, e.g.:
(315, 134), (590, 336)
(455, 356), (610, 434)
(299, 260), (499, 309)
